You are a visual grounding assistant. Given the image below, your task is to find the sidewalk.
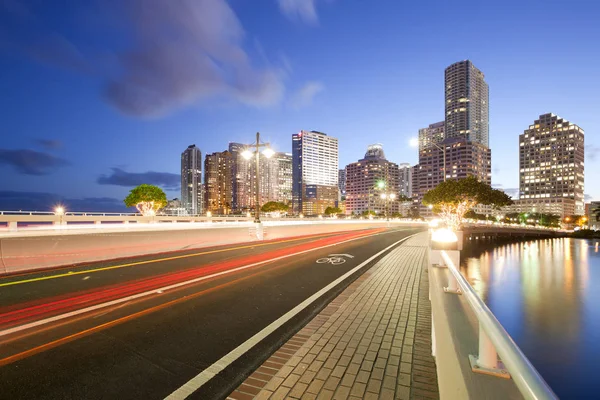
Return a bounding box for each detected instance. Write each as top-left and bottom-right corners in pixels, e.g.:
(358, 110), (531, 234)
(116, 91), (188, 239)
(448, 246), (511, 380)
(228, 232), (438, 400)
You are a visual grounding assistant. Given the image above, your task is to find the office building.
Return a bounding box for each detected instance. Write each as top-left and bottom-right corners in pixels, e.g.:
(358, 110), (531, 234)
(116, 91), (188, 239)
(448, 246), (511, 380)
(512, 113), (585, 217)
(445, 60), (489, 146)
(204, 150), (233, 214)
(345, 144), (401, 216)
(181, 144), (203, 215)
(292, 130), (339, 215)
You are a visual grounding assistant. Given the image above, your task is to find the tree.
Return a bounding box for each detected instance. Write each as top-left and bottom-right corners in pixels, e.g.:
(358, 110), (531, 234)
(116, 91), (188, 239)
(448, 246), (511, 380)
(423, 176), (513, 230)
(361, 210), (377, 217)
(324, 206), (342, 216)
(124, 184), (167, 216)
(261, 201), (289, 213)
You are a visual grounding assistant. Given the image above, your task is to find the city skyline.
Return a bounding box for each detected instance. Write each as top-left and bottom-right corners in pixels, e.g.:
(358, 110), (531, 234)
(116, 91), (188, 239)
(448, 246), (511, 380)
(1, 1), (599, 211)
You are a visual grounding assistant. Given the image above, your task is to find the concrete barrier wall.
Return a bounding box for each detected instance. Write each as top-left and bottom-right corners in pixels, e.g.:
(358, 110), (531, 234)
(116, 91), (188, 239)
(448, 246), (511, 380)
(0, 222), (391, 275)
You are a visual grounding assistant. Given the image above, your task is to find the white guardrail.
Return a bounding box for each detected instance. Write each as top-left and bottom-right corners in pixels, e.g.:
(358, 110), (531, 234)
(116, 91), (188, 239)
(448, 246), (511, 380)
(0, 211), (424, 233)
(439, 249), (558, 400)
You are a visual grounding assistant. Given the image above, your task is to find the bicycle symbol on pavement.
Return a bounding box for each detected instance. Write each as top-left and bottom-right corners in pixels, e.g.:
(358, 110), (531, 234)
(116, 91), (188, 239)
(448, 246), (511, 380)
(316, 254), (354, 265)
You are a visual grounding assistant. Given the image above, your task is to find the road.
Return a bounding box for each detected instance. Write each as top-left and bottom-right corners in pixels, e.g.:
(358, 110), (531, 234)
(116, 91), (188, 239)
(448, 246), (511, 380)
(0, 226), (422, 400)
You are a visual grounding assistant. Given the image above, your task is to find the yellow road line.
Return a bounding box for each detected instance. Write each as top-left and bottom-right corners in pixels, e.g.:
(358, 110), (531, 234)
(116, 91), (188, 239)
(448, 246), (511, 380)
(0, 232), (349, 288)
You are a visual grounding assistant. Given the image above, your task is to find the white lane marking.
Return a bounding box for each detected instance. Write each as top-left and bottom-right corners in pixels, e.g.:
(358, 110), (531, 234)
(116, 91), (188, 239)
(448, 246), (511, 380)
(164, 231), (420, 400)
(0, 229), (412, 338)
(328, 254), (354, 258)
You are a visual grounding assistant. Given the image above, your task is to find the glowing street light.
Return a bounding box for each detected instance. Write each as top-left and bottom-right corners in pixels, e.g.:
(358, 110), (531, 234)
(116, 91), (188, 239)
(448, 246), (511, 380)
(54, 206), (65, 215)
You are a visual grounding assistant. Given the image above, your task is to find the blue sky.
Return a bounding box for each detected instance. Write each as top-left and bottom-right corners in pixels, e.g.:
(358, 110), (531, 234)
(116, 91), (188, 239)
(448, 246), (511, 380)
(1, 0), (599, 211)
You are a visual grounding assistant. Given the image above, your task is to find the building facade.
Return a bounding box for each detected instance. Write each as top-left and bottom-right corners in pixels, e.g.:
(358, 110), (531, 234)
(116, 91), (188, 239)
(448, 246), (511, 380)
(292, 131), (339, 215)
(444, 60), (489, 147)
(204, 150), (233, 214)
(518, 113), (585, 216)
(588, 201), (600, 230)
(181, 144), (203, 215)
(273, 152), (293, 205)
(230, 143), (292, 212)
(345, 144), (401, 216)
(338, 169), (347, 198)
(398, 163), (412, 198)
(418, 121), (445, 153)
(414, 60), (492, 216)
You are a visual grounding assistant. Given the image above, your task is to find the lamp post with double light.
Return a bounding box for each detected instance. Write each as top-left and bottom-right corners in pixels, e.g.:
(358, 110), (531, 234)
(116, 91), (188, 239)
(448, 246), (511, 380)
(377, 180), (396, 221)
(241, 132), (274, 223)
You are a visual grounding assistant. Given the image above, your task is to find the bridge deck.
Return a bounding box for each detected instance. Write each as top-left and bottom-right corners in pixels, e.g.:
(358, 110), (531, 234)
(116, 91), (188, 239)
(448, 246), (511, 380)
(229, 232), (439, 400)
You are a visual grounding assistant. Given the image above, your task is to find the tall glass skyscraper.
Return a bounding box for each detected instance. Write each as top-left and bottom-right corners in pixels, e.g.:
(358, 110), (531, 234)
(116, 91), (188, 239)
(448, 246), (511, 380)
(444, 60), (489, 147)
(181, 144), (203, 215)
(292, 131), (339, 215)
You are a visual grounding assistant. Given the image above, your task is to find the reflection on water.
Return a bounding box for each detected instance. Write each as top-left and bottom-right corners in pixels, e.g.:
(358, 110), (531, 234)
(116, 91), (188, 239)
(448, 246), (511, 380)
(461, 238), (600, 399)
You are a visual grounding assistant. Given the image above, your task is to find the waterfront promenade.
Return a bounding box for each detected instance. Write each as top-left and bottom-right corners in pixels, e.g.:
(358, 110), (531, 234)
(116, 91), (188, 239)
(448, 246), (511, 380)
(228, 232), (439, 400)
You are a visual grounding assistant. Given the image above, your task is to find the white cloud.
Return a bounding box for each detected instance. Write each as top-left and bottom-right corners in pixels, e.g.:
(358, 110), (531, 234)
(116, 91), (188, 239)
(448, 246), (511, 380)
(277, 0), (319, 23)
(5, 0), (286, 117)
(104, 0), (286, 117)
(290, 81), (324, 108)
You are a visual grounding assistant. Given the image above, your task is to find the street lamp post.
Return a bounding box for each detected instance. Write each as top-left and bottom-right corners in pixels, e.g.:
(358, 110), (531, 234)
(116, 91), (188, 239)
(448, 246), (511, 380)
(380, 193), (396, 221)
(241, 132), (274, 224)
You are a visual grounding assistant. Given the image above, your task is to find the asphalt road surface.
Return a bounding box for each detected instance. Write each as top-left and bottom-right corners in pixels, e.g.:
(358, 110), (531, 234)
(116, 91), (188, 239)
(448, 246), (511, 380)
(0, 226), (423, 400)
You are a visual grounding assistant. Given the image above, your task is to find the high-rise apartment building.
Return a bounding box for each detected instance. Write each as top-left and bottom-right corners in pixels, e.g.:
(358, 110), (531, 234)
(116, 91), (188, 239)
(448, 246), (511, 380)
(398, 163), (412, 198)
(230, 143), (292, 211)
(204, 150), (233, 214)
(292, 130), (339, 215)
(228, 142), (246, 212)
(414, 60), (492, 216)
(418, 121), (445, 153)
(181, 144), (203, 215)
(515, 113), (585, 216)
(345, 144), (400, 216)
(445, 60), (489, 147)
(338, 169), (347, 197)
(273, 152), (293, 204)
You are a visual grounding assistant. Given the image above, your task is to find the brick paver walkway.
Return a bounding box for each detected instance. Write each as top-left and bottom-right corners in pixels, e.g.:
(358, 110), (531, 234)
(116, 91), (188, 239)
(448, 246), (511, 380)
(228, 232), (438, 400)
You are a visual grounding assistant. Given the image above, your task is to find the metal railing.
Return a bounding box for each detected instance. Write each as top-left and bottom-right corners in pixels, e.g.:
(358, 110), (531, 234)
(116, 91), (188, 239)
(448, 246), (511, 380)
(440, 250), (558, 400)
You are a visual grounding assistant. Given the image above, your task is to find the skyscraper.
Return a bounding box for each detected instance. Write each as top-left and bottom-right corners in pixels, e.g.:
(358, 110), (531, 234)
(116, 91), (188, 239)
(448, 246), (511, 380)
(515, 113), (585, 216)
(292, 130), (339, 215)
(398, 163), (412, 198)
(445, 60), (489, 146)
(338, 169), (347, 197)
(230, 143), (292, 211)
(414, 60), (491, 215)
(181, 144), (203, 215)
(204, 150), (233, 214)
(273, 152), (293, 204)
(228, 142), (246, 212)
(345, 144), (400, 216)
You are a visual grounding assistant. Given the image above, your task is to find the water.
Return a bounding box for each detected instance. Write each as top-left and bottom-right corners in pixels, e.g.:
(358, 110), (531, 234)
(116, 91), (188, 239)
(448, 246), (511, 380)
(461, 238), (600, 399)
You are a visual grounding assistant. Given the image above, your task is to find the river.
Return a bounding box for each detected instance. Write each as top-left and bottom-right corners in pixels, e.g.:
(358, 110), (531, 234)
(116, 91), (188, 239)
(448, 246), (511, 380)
(461, 237), (600, 399)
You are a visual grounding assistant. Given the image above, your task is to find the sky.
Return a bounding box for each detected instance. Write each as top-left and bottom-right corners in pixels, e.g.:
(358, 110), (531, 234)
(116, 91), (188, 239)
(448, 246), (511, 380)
(1, 0), (599, 212)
